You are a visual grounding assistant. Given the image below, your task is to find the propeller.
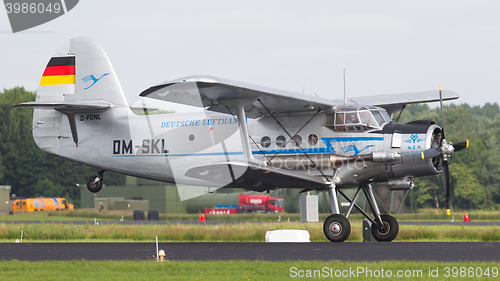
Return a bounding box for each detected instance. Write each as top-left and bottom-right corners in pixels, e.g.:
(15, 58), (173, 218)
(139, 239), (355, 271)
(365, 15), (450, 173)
(420, 85), (469, 215)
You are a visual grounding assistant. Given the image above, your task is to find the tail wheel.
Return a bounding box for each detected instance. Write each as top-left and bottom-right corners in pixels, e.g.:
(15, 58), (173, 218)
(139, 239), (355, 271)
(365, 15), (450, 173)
(87, 177), (103, 193)
(371, 214), (399, 242)
(323, 214), (351, 242)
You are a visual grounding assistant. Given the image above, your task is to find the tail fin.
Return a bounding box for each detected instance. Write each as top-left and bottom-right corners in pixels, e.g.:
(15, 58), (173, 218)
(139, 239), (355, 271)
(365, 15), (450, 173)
(14, 37), (127, 153)
(38, 37), (127, 106)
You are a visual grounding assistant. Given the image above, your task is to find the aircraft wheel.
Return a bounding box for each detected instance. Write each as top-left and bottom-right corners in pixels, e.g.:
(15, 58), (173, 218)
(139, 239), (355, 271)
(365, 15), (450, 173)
(87, 177), (103, 193)
(371, 214), (399, 242)
(323, 214), (351, 242)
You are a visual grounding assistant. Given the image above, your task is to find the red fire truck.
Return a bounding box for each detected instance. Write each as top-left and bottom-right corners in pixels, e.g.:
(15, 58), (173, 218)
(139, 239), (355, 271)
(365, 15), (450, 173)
(204, 193), (284, 214)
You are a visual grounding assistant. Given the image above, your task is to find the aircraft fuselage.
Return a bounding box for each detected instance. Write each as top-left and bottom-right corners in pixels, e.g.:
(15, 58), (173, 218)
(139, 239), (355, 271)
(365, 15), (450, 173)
(41, 107), (441, 189)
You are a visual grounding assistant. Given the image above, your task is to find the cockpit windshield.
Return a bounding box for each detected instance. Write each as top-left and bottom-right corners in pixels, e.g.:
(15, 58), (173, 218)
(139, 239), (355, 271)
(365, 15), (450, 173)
(327, 106), (392, 132)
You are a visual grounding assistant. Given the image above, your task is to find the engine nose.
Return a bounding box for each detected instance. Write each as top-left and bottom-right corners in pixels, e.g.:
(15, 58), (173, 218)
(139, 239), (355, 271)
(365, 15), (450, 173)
(426, 124), (443, 151)
(423, 124), (444, 172)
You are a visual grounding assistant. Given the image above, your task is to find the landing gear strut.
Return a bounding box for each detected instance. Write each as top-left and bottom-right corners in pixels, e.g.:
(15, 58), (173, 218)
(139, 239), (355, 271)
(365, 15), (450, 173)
(323, 182), (351, 242)
(324, 183), (399, 242)
(87, 169), (104, 193)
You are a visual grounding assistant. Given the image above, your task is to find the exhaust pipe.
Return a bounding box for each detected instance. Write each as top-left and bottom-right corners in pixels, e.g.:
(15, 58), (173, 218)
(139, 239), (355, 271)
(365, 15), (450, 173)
(388, 179), (415, 190)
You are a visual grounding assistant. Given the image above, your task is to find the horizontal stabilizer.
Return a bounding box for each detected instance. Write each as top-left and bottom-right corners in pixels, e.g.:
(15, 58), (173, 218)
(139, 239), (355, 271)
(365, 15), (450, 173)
(13, 101), (112, 145)
(12, 101), (112, 111)
(186, 161), (330, 192)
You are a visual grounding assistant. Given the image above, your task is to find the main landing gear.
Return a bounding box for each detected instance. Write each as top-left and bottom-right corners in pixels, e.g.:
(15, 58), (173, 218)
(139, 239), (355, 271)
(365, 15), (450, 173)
(324, 183), (399, 242)
(87, 169), (104, 193)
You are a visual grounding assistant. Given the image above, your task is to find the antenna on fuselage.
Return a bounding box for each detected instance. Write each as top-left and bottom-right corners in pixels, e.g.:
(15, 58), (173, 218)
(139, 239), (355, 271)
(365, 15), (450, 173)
(343, 69), (347, 105)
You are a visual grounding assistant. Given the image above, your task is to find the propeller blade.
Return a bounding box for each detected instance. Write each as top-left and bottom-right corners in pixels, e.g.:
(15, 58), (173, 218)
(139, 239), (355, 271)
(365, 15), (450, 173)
(421, 148), (441, 160)
(453, 140), (469, 152)
(442, 160), (451, 215)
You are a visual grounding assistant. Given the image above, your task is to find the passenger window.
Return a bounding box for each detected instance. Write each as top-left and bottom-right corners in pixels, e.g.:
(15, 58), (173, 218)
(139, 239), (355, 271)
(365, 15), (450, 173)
(276, 135), (286, 147)
(293, 135), (302, 146)
(308, 134), (318, 145)
(260, 136), (271, 148)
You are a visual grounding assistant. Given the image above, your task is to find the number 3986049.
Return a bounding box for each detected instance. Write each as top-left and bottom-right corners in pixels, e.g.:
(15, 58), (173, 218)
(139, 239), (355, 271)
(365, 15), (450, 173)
(5, 2), (62, 14)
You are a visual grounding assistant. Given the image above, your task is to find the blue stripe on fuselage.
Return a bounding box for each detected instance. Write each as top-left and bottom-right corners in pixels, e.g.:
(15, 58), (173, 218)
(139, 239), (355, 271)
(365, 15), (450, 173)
(111, 136), (383, 158)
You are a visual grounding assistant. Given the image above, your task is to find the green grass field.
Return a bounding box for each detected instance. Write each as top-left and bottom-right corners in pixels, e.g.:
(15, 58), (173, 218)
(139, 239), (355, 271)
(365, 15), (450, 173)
(1, 221), (500, 242)
(0, 260), (499, 280)
(51, 208), (500, 221)
(2, 208), (499, 222)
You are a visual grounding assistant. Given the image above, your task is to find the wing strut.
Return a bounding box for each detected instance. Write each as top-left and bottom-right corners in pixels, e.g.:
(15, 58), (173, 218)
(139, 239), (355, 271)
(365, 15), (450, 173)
(219, 97), (258, 163)
(394, 104), (407, 122)
(256, 98), (331, 182)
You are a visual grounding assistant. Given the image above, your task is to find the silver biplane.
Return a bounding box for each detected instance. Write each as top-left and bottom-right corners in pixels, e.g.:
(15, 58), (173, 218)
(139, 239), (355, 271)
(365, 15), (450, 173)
(15, 37), (468, 242)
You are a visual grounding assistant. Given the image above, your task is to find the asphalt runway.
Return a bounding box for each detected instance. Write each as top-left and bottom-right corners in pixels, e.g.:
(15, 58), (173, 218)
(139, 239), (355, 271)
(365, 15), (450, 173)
(1, 220), (255, 225)
(3, 220), (500, 226)
(1, 242), (499, 262)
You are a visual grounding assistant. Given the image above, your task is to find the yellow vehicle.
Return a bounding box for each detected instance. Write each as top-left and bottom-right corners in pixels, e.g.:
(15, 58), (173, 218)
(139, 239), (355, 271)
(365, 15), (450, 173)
(57, 197), (74, 211)
(12, 198), (74, 213)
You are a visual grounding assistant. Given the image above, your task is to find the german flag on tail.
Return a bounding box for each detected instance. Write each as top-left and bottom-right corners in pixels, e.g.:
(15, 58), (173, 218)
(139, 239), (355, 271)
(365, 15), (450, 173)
(39, 56), (75, 86)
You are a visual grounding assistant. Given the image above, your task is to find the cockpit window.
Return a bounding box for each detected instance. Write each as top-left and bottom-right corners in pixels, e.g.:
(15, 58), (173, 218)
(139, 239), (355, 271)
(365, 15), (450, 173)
(329, 106), (391, 132)
(359, 110), (378, 128)
(370, 110), (386, 126)
(380, 110), (392, 122)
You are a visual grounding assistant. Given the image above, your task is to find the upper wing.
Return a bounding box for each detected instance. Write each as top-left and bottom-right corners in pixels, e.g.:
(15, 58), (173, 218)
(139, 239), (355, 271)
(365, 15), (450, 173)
(140, 75), (459, 117)
(332, 90), (459, 116)
(139, 75), (334, 118)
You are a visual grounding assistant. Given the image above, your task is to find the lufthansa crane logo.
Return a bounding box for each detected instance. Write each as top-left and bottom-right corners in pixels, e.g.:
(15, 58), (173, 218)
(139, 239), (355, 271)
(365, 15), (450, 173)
(81, 73), (110, 90)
